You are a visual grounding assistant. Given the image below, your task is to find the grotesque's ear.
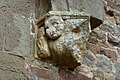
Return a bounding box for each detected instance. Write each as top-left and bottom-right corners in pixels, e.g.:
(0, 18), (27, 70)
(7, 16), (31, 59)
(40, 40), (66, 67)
(90, 16), (103, 30)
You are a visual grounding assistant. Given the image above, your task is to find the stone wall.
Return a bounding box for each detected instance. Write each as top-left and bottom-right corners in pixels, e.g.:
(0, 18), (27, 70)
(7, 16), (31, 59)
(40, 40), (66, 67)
(0, 0), (120, 80)
(0, 0), (35, 79)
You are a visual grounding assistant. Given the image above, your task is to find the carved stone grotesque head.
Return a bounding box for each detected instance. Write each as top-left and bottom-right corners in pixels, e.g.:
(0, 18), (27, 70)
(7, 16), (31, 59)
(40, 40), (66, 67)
(35, 11), (101, 69)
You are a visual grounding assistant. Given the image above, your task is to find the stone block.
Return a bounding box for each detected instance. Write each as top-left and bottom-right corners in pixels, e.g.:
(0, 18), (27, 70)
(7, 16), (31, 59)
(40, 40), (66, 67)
(0, 70), (27, 80)
(114, 61), (120, 79)
(0, 51), (26, 80)
(100, 48), (117, 61)
(59, 69), (91, 80)
(83, 50), (96, 67)
(0, 0), (35, 57)
(51, 0), (68, 11)
(30, 67), (59, 80)
(93, 69), (115, 80)
(68, 0), (104, 19)
(4, 12), (21, 51)
(11, 14), (31, 57)
(96, 54), (112, 72)
(5, 0), (35, 17)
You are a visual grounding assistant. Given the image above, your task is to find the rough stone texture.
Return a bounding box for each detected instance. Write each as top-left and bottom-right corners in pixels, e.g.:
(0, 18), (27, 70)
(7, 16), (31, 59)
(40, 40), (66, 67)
(32, 0), (119, 79)
(30, 67), (60, 80)
(96, 54), (112, 72)
(11, 14), (31, 57)
(59, 69), (91, 80)
(93, 69), (115, 80)
(35, 12), (90, 69)
(93, 69), (105, 80)
(114, 62), (120, 79)
(35, 27), (51, 59)
(117, 48), (120, 55)
(4, 12), (21, 51)
(51, 0), (68, 11)
(68, 0), (105, 21)
(32, 0), (120, 79)
(0, 0), (34, 56)
(0, 0), (35, 79)
(100, 48), (117, 61)
(0, 70), (27, 80)
(104, 73), (115, 80)
(0, 15), (5, 51)
(0, 51), (27, 80)
(0, 0), (120, 80)
(83, 50), (96, 67)
(28, 65), (92, 80)
(5, 0), (35, 18)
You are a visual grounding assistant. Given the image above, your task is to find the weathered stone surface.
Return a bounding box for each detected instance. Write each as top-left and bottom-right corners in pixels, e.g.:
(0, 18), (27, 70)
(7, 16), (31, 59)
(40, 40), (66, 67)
(59, 69), (91, 80)
(0, 70), (27, 80)
(68, 0), (104, 21)
(104, 73), (115, 80)
(51, 0), (68, 11)
(0, 51), (26, 80)
(107, 33), (120, 45)
(87, 23), (118, 61)
(114, 61), (120, 79)
(100, 20), (120, 37)
(35, 27), (50, 59)
(100, 48), (117, 61)
(83, 50), (96, 67)
(30, 67), (60, 80)
(89, 28), (107, 42)
(116, 77), (120, 80)
(106, 0), (120, 5)
(114, 0), (120, 5)
(0, 15), (5, 51)
(87, 34), (116, 57)
(6, 0), (35, 17)
(36, 11), (90, 69)
(96, 54), (112, 72)
(4, 12), (21, 51)
(0, 1), (7, 51)
(93, 69), (105, 80)
(100, 21), (120, 47)
(76, 64), (94, 79)
(0, 0), (35, 79)
(11, 14), (31, 57)
(117, 48), (120, 55)
(88, 28), (115, 49)
(114, 13), (120, 25)
(0, 0), (35, 56)
(29, 66), (92, 80)
(1, 0), (120, 80)
(87, 42), (100, 54)
(105, 0), (120, 11)
(93, 69), (115, 80)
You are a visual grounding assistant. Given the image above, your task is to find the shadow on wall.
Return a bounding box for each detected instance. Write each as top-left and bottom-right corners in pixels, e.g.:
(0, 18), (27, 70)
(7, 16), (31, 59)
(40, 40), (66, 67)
(35, 0), (51, 19)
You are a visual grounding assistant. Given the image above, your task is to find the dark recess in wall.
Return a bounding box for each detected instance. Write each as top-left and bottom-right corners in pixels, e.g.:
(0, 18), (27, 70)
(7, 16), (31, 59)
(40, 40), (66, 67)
(90, 16), (103, 30)
(35, 0), (51, 19)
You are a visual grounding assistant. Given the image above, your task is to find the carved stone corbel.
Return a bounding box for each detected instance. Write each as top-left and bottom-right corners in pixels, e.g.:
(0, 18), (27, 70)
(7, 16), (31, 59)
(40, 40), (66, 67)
(35, 11), (102, 69)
